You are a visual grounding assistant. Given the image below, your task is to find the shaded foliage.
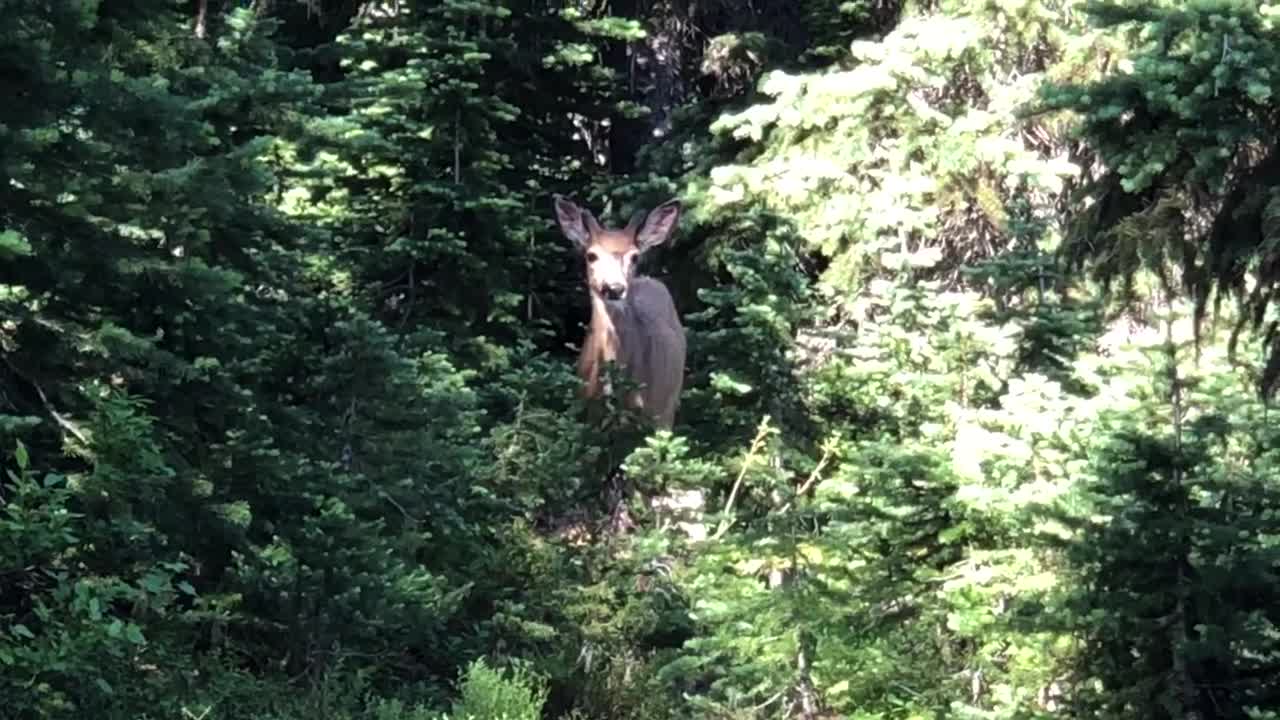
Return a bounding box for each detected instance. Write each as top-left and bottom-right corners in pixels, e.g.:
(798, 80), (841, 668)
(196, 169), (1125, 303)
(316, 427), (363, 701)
(7, 1), (1280, 720)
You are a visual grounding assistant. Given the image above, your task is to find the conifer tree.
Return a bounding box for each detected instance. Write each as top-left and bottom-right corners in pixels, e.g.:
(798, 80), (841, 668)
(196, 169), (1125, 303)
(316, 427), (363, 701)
(1040, 0), (1280, 394)
(289, 0), (635, 370)
(1, 3), (490, 712)
(1053, 323), (1280, 719)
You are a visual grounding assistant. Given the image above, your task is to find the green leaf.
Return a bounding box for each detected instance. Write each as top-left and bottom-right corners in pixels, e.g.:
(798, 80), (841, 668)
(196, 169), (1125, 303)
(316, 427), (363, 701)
(711, 372), (755, 396)
(0, 230), (32, 259)
(14, 441), (28, 472)
(140, 572), (170, 595)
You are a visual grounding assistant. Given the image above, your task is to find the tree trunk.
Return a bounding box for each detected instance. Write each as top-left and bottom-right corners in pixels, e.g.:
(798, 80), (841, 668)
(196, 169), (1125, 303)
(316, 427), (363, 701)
(194, 0), (209, 38)
(605, 0), (648, 174)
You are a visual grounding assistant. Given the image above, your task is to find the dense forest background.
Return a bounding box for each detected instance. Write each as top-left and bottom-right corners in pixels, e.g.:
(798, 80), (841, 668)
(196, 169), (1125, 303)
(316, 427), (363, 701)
(5, 0), (1280, 718)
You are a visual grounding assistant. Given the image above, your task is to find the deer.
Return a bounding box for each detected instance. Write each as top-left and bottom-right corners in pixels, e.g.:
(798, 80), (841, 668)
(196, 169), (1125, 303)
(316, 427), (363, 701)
(553, 194), (687, 430)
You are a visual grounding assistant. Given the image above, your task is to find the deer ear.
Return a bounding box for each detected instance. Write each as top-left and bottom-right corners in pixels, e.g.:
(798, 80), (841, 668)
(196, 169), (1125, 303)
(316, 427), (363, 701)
(553, 194), (591, 249)
(635, 199), (681, 251)
(624, 209), (647, 234)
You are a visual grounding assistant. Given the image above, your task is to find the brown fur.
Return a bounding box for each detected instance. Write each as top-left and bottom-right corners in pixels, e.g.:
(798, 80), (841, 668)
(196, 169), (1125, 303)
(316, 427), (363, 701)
(555, 196), (687, 428)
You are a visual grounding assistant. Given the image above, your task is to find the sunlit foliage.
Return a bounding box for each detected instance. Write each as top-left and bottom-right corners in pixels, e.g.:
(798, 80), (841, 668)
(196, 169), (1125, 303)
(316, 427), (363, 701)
(4, 1), (1280, 719)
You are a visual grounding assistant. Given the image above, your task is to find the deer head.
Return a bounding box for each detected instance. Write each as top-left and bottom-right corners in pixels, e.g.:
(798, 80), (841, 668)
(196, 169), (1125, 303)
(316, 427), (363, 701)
(553, 195), (681, 304)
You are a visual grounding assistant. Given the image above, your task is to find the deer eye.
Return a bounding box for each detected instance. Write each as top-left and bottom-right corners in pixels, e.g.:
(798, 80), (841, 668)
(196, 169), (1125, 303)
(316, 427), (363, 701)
(586, 251), (599, 263)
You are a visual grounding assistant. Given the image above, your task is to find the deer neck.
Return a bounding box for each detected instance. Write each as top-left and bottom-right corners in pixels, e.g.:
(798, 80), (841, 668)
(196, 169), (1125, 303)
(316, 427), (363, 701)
(589, 291), (641, 398)
(590, 293), (628, 362)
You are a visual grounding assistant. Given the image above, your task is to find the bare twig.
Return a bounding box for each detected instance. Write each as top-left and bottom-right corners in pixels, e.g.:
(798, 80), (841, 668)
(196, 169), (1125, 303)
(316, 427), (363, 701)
(2, 356), (88, 445)
(182, 703), (216, 720)
(711, 416), (772, 541)
(778, 440), (836, 515)
(750, 690), (785, 712)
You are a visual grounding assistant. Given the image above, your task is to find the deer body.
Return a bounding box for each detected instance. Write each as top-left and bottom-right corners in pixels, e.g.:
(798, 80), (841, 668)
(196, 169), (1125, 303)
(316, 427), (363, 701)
(579, 276), (686, 427)
(555, 195), (686, 429)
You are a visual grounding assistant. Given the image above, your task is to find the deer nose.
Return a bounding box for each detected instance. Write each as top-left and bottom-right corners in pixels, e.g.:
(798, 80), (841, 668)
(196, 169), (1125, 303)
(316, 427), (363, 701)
(603, 283), (626, 301)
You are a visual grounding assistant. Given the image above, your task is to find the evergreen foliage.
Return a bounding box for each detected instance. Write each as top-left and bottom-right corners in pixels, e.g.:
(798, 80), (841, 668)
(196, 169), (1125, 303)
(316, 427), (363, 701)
(6, 0), (1280, 719)
(1039, 0), (1280, 396)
